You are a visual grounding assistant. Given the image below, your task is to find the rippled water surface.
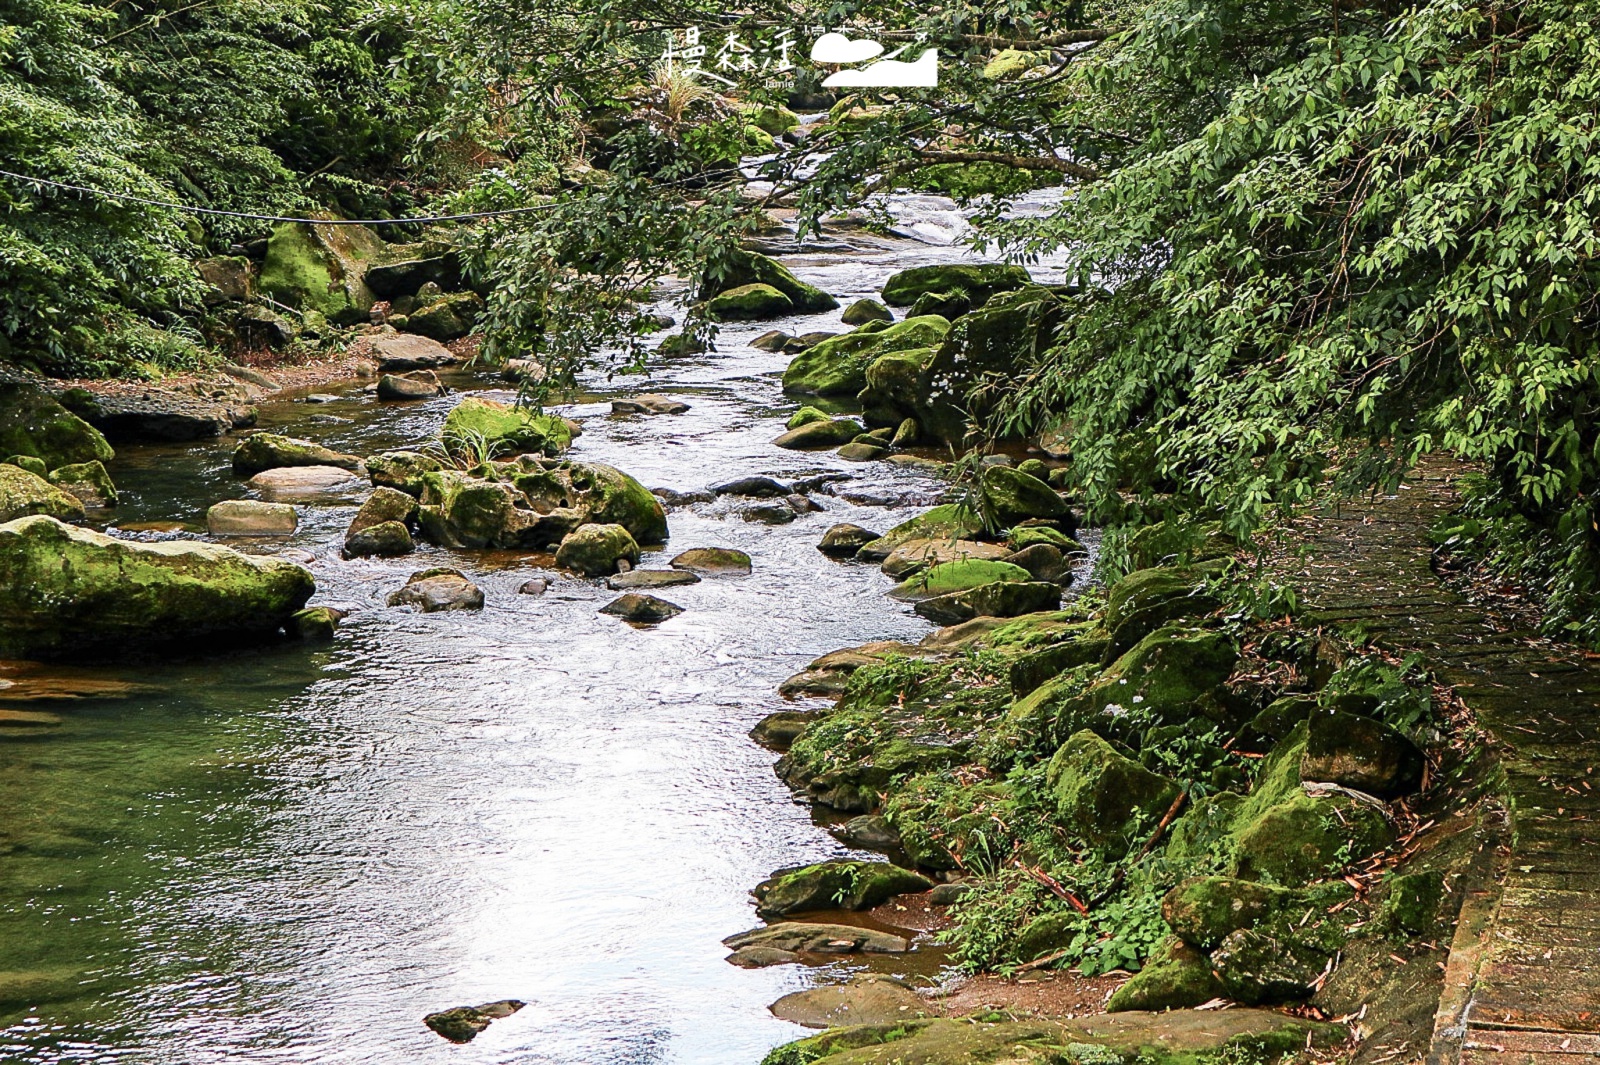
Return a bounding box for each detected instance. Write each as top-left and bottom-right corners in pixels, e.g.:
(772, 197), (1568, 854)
(0, 228), (1072, 1064)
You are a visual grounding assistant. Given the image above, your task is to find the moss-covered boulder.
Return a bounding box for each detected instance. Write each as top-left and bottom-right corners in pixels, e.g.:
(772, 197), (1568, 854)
(1162, 876), (1291, 951)
(442, 397), (572, 459)
(983, 48), (1049, 79)
(1046, 729), (1182, 856)
(1380, 870), (1445, 935)
(753, 860), (933, 918)
(1210, 928), (1332, 1004)
(743, 103), (800, 135)
(857, 347), (933, 426)
(1009, 525), (1076, 551)
(880, 538), (1011, 579)
(4, 455), (47, 477)
(343, 520), (414, 558)
(1106, 936), (1222, 1012)
(1103, 565), (1223, 655)
(0, 383), (115, 470)
(910, 286), (1066, 446)
(417, 459), (665, 550)
(257, 219), (386, 325)
(1125, 518), (1241, 570)
(881, 263), (1033, 307)
(774, 418), (862, 449)
(704, 249), (837, 312)
(404, 291), (482, 341)
(981, 465), (1071, 527)
(233, 433), (363, 476)
(1301, 708), (1425, 799)
(0, 515), (314, 658)
(782, 316), (950, 396)
(787, 406), (831, 430)
(0, 464), (86, 522)
(706, 283), (794, 320)
(366, 451), (444, 497)
(889, 558), (1032, 600)
(856, 504), (985, 561)
(842, 298), (893, 325)
(670, 547), (751, 574)
(48, 460), (117, 507)
(914, 580), (1061, 626)
(554, 523), (640, 576)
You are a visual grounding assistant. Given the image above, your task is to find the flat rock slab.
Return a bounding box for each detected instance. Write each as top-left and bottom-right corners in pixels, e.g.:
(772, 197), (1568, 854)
(670, 548), (752, 575)
(770, 975), (930, 1029)
(248, 465), (365, 501)
(81, 389), (256, 443)
(0, 708), (63, 727)
(612, 394), (690, 415)
(723, 922), (910, 956)
(606, 569), (701, 591)
(0, 660), (158, 702)
(207, 499), (297, 536)
(370, 334), (457, 372)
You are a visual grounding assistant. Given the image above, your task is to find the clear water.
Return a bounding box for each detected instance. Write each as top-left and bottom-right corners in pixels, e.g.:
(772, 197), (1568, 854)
(0, 228), (1068, 1064)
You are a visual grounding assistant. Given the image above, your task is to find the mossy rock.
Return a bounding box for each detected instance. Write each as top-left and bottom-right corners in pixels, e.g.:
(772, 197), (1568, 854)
(753, 859), (933, 918)
(1162, 876), (1292, 951)
(1103, 565), (1224, 655)
(1301, 708), (1425, 799)
(0, 383), (114, 470)
(1006, 626), (1111, 699)
(880, 263), (1033, 307)
(257, 219), (386, 325)
(706, 282), (794, 321)
(554, 523), (640, 576)
(914, 580), (1061, 626)
(442, 397), (572, 459)
(1380, 869), (1445, 934)
(782, 316), (950, 397)
(856, 504), (985, 561)
(1046, 729), (1182, 856)
(1106, 936), (1222, 1012)
(983, 48), (1050, 80)
(404, 290), (483, 341)
(703, 249), (837, 313)
(0, 515), (314, 658)
(1124, 518), (1241, 571)
(1096, 624), (1240, 719)
(981, 465), (1071, 527)
(774, 418), (864, 449)
(743, 103), (800, 135)
(343, 520), (414, 558)
(842, 298), (894, 325)
(890, 559), (1032, 600)
(910, 287), (1066, 446)
(1210, 928), (1333, 1005)
(48, 460), (117, 507)
(778, 708), (971, 813)
(1009, 525), (1076, 551)
(1232, 789), (1395, 887)
(883, 776), (1016, 870)
(4, 455), (47, 477)
(787, 406), (831, 430)
(857, 347), (934, 426)
(0, 464), (86, 523)
(366, 451), (444, 497)
(233, 432), (363, 476)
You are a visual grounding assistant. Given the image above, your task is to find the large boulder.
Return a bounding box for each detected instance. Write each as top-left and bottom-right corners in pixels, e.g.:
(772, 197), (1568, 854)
(881, 263), (1032, 307)
(1106, 936), (1222, 1012)
(369, 334), (457, 372)
(364, 248), (462, 298)
(367, 451), (443, 497)
(855, 504), (984, 561)
(783, 316), (950, 397)
(0, 515), (314, 658)
(774, 418), (862, 449)
(0, 383), (115, 469)
(1301, 708), (1425, 799)
(404, 291), (483, 342)
(769, 975), (930, 1030)
(703, 249), (838, 312)
(889, 559), (1032, 600)
(1046, 729), (1182, 856)
(257, 219), (386, 325)
(0, 465), (85, 523)
(48, 461), (117, 508)
(1210, 928), (1332, 1004)
(980, 465), (1072, 527)
(1103, 565), (1223, 655)
(441, 397), (572, 460)
(232, 433), (363, 476)
(62, 386), (254, 443)
(1162, 876), (1292, 951)
(913, 580), (1061, 626)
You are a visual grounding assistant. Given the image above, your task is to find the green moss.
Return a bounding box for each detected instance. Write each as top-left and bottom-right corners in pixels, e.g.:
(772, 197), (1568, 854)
(232, 432), (363, 476)
(1161, 876), (1291, 950)
(1380, 869), (1445, 934)
(367, 451), (443, 497)
(705, 282), (793, 320)
(1010, 525), (1075, 550)
(1046, 730), (1182, 857)
(1106, 935), (1221, 1012)
(890, 559), (1032, 600)
(554, 522), (641, 576)
(842, 298), (894, 325)
(1232, 790), (1395, 886)
(857, 504), (985, 560)
(563, 462), (668, 543)
(442, 397), (572, 459)
(405, 291), (483, 341)
(48, 460), (117, 507)
(787, 406), (830, 430)
(743, 103), (800, 135)
(753, 859), (933, 917)
(704, 249), (837, 313)
(4, 454), (47, 477)
(884, 774), (1019, 871)
(881, 264), (1033, 307)
(1103, 566), (1224, 653)
(0, 464), (86, 522)
(982, 48), (1050, 79)
(257, 220), (385, 324)
(0, 515), (314, 658)
(0, 384), (114, 470)
(782, 316), (951, 396)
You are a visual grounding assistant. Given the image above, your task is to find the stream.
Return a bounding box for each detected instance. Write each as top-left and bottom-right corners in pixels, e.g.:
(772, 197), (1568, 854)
(0, 192), (1074, 1065)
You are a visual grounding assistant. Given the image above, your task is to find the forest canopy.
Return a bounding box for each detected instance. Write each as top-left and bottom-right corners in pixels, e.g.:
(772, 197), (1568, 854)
(6, 0), (1600, 641)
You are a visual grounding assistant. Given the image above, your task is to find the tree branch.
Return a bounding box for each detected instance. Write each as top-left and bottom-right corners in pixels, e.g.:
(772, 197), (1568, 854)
(914, 149), (1100, 181)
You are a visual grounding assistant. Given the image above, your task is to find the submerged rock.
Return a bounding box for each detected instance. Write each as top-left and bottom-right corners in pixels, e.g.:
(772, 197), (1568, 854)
(0, 464), (85, 523)
(388, 568), (484, 612)
(0, 515), (314, 658)
(248, 465), (364, 501)
(207, 499), (298, 536)
(423, 1000), (525, 1044)
(714, 475), (790, 498)
(600, 593), (684, 623)
(233, 433), (362, 476)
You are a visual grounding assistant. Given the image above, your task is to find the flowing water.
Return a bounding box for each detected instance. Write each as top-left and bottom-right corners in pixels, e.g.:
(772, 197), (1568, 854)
(0, 203), (1074, 1065)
